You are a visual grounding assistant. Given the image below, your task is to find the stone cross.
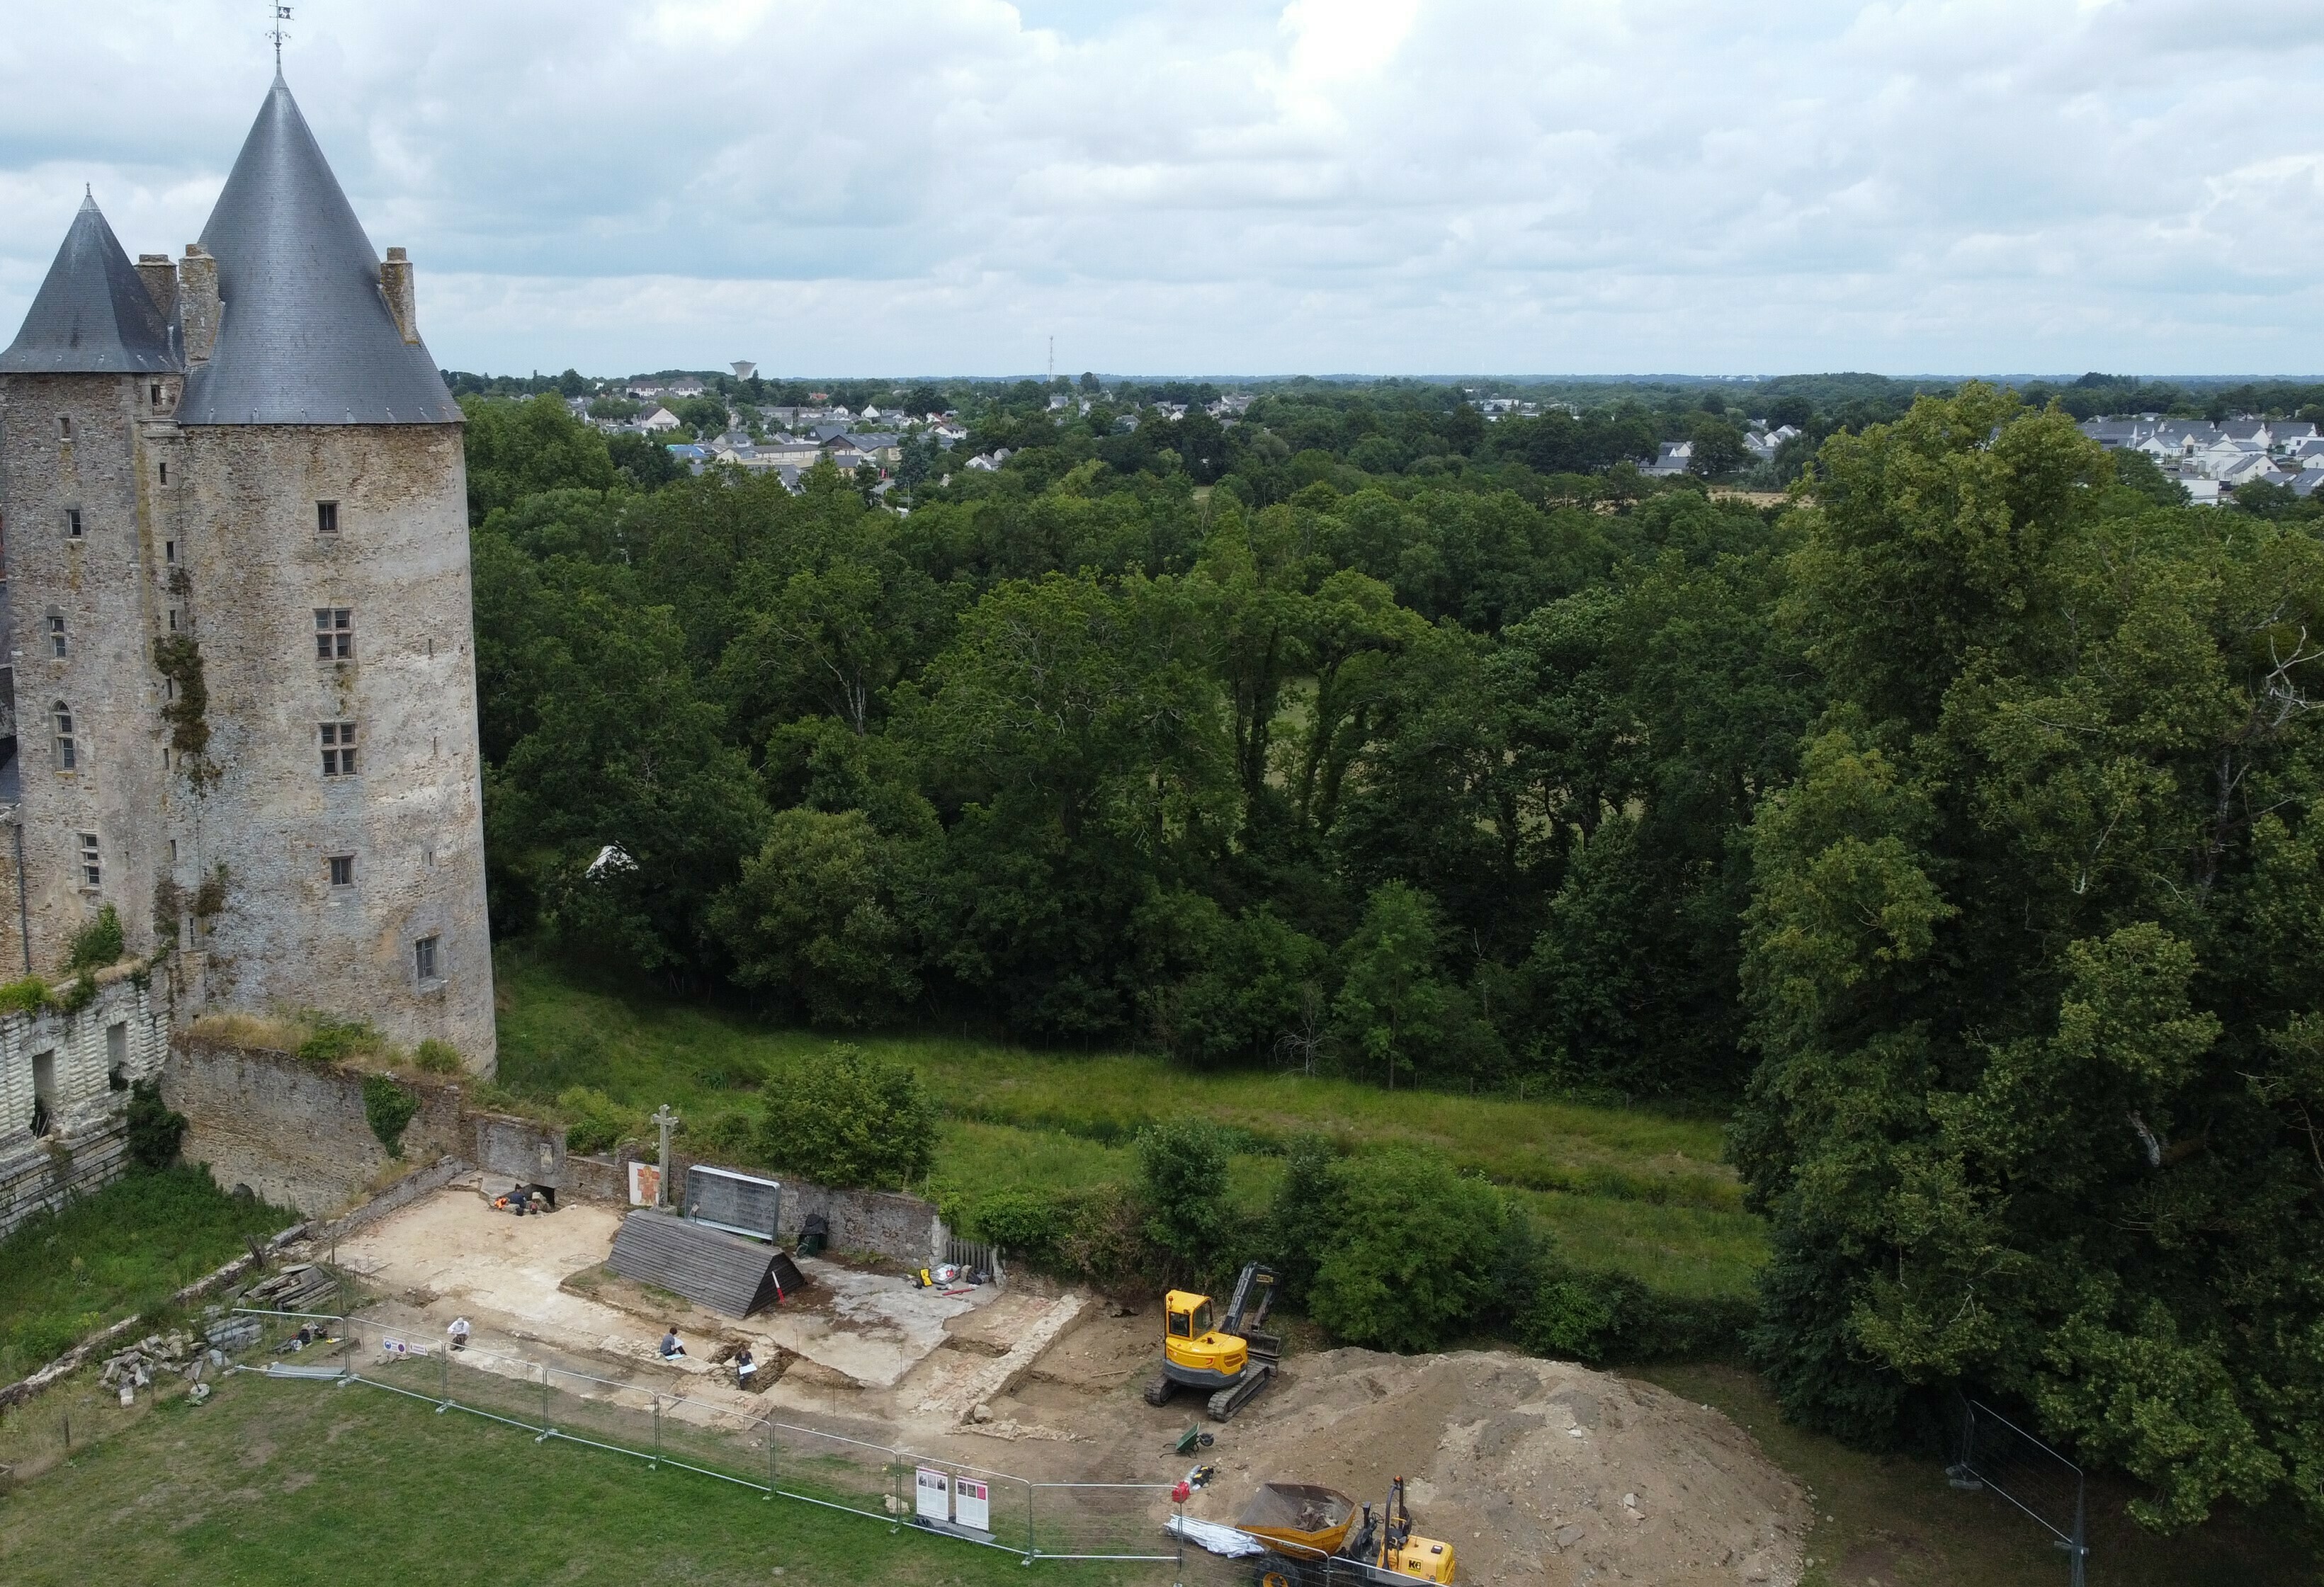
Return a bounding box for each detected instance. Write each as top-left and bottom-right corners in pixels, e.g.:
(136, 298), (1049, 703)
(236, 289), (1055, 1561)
(651, 1105), (680, 1209)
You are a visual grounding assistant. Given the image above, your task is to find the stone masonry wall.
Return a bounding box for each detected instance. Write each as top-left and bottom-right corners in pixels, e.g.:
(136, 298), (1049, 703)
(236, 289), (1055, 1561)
(0, 370), (182, 974)
(0, 969), (171, 1237)
(171, 423), (496, 1074)
(161, 1040), (463, 1215)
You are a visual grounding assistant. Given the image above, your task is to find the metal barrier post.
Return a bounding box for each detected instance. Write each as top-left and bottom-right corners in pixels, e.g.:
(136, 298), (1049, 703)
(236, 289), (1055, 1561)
(652, 1394), (662, 1470)
(438, 1349), (450, 1413)
(765, 1420), (776, 1499)
(2070, 1481), (2087, 1587)
(1025, 1479), (1037, 1564)
(537, 1363), (551, 1442)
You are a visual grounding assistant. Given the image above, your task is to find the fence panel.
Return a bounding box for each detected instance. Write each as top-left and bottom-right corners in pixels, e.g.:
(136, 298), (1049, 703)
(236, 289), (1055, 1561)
(1949, 1394), (2087, 1586)
(1033, 1481), (1179, 1560)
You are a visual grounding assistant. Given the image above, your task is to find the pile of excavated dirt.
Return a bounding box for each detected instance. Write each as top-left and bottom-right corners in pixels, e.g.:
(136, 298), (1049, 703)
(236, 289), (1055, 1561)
(1179, 1348), (1807, 1587)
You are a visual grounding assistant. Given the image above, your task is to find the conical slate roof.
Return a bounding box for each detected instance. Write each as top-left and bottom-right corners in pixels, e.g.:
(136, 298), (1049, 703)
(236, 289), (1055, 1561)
(0, 193), (179, 374)
(178, 74), (460, 426)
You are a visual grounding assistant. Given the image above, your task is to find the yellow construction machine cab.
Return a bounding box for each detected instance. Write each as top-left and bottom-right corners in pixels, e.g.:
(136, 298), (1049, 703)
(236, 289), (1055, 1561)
(1147, 1264), (1281, 1419)
(1163, 1290), (1247, 1378)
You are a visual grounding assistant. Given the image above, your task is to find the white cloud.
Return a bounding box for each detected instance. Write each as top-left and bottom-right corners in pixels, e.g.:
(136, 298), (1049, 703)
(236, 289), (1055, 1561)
(1, 0), (2320, 375)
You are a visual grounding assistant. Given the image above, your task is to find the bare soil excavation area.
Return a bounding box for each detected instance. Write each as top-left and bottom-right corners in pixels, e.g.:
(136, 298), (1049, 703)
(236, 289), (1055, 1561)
(333, 1183), (1806, 1586)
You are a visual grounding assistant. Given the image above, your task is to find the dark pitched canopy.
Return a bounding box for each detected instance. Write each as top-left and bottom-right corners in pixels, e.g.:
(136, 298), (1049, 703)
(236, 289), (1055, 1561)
(0, 194), (179, 375)
(178, 74), (459, 426)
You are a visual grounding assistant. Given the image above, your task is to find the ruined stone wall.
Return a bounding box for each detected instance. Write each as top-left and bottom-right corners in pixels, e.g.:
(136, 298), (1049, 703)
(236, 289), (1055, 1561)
(0, 969), (171, 1237)
(0, 370), (183, 972)
(161, 1040), (463, 1215)
(170, 422), (495, 1073)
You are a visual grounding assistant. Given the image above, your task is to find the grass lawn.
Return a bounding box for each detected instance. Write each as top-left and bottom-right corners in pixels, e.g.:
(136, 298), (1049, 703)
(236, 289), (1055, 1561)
(494, 952), (1767, 1298)
(0, 1371), (1147, 1587)
(0, 1166), (297, 1382)
(1638, 1363), (2319, 1587)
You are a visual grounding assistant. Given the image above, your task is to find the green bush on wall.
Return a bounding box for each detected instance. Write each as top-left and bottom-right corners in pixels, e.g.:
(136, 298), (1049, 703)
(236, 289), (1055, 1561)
(363, 1074), (420, 1158)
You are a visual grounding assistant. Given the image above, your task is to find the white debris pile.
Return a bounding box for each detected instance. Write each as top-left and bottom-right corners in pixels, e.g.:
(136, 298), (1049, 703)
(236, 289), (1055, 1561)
(98, 1329), (226, 1406)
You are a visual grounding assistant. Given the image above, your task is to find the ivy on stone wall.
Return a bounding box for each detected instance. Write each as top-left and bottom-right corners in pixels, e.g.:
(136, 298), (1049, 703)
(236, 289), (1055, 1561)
(362, 1073), (420, 1159)
(152, 635), (217, 789)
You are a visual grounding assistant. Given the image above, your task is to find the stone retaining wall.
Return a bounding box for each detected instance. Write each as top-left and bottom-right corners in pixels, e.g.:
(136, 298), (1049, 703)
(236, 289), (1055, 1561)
(161, 1041), (463, 1215)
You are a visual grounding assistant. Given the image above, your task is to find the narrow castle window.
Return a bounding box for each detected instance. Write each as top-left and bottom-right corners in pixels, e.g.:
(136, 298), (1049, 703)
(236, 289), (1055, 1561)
(165, 540), (176, 564)
(57, 416), (69, 440)
(314, 608), (353, 660)
(159, 462), (169, 486)
(169, 608), (179, 632)
(52, 703), (76, 770)
(47, 614), (66, 658)
(320, 720), (358, 776)
(78, 831), (99, 887)
(317, 501), (339, 534)
(107, 1022), (128, 1090)
(328, 854), (354, 888)
(149, 383), (162, 409)
(64, 507), (82, 539)
(414, 934), (440, 982)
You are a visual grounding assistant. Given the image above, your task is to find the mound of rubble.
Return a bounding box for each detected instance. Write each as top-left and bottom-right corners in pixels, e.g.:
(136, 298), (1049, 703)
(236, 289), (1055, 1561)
(98, 1329), (225, 1407)
(1183, 1348), (1808, 1587)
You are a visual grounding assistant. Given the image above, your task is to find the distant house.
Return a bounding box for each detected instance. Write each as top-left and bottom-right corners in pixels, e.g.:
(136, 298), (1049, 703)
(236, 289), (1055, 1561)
(1645, 440), (1693, 477)
(667, 377), (706, 398)
(640, 406), (681, 433)
(965, 448), (1011, 472)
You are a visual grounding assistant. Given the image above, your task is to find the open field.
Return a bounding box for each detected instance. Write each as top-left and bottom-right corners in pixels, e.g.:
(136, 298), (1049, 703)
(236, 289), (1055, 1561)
(1638, 1363), (2318, 1587)
(0, 1370), (1140, 1587)
(494, 952), (1766, 1297)
(0, 1166), (297, 1382)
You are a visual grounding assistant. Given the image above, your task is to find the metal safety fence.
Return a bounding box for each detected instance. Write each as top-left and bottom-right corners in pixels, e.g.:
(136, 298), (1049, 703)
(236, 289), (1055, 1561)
(1947, 1394), (2088, 1587)
(251, 1316), (1184, 1572)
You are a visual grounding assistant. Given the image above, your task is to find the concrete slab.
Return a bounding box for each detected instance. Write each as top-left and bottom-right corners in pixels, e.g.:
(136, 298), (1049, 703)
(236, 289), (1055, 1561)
(332, 1181), (993, 1389)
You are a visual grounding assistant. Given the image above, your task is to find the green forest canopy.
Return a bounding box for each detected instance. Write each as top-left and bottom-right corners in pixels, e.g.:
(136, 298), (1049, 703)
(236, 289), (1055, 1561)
(463, 377), (2324, 1532)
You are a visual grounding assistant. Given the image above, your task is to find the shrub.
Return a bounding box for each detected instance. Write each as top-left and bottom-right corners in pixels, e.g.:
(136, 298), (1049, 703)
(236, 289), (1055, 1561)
(1052, 1182), (1153, 1290)
(363, 1073), (421, 1157)
(0, 977), (52, 1016)
(57, 974), (98, 1013)
(962, 1187), (1065, 1257)
(1135, 1119), (1232, 1271)
(1308, 1149), (1507, 1353)
(414, 1039), (463, 1075)
(1266, 1133), (1342, 1300)
(67, 904), (124, 972)
(759, 1044), (935, 1189)
(125, 1079), (188, 1170)
(1521, 1263), (1755, 1363)
(299, 1015), (380, 1066)
(686, 1106), (764, 1166)
(557, 1086), (640, 1156)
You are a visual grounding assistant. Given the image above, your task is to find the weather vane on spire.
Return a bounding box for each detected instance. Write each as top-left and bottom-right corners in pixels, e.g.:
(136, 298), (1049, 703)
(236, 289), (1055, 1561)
(268, 4), (293, 69)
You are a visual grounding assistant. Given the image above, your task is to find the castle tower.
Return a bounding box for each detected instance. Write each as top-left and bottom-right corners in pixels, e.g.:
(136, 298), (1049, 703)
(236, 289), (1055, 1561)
(0, 76), (496, 1073)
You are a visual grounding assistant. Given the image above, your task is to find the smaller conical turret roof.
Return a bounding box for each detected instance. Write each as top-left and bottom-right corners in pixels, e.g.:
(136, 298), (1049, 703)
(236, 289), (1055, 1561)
(0, 192), (180, 374)
(179, 74), (459, 426)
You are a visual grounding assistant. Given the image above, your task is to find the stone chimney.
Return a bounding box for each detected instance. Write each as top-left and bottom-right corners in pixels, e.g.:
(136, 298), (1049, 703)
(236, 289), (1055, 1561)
(135, 254), (178, 322)
(380, 247), (418, 345)
(178, 243), (220, 365)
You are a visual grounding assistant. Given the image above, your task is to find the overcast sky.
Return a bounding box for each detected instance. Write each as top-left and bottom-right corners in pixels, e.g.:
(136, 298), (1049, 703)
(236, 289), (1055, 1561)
(2, 1), (2320, 379)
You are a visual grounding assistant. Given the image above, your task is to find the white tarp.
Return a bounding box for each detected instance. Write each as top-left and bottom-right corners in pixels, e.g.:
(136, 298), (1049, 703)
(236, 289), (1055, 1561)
(1166, 1516), (1267, 1559)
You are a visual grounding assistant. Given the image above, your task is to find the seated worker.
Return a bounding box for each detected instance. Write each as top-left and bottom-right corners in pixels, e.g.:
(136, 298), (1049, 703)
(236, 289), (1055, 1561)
(735, 1346), (756, 1389)
(659, 1328), (686, 1359)
(447, 1316), (471, 1352)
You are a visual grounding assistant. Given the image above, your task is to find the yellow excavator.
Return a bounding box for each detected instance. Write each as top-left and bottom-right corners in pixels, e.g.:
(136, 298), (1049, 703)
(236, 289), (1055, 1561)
(1145, 1261), (1280, 1420)
(1237, 1477), (1456, 1586)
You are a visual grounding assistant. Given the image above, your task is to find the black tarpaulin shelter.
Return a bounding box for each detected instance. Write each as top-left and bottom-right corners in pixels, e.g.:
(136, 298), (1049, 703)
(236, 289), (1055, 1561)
(607, 1210), (805, 1319)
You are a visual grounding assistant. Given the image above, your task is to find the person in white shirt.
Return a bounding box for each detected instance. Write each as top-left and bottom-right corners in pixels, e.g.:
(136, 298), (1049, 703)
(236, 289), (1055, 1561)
(447, 1316), (471, 1351)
